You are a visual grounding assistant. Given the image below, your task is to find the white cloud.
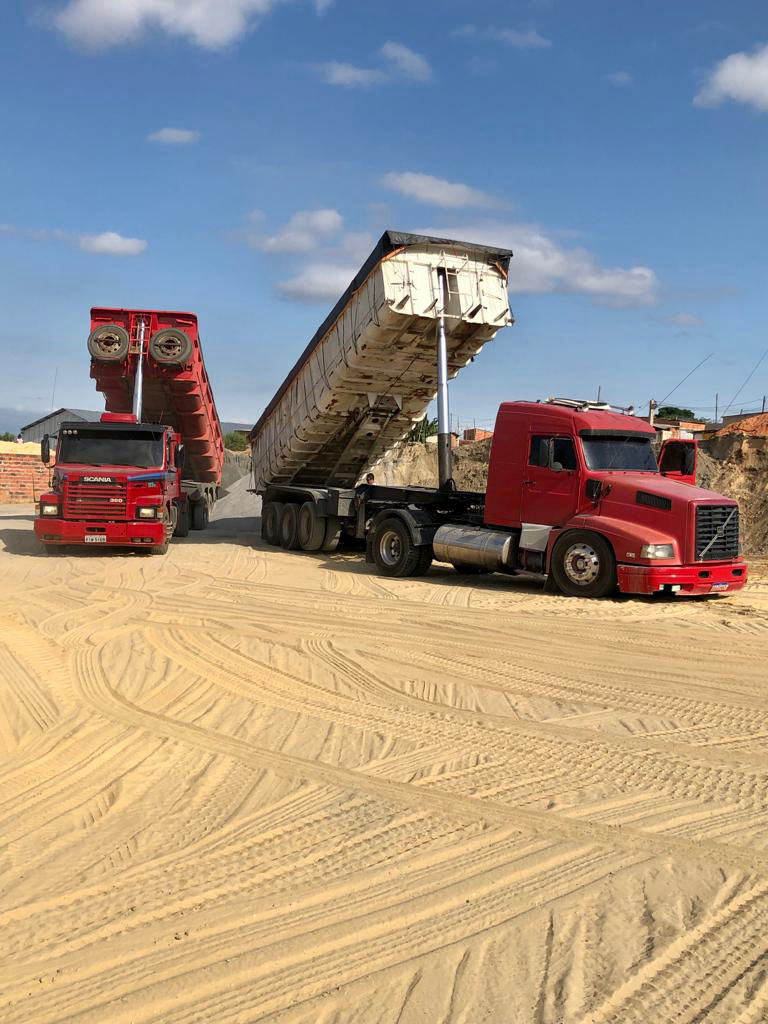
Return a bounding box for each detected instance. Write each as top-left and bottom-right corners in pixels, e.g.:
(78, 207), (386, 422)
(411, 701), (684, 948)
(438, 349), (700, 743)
(52, 0), (287, 50)
(666, 312), (704, 327)
(78, 232), (147, 255)
(313, 62), (385, 87)
(695, 43), (768, 111)
(381, 171), (501, 209)
(419, 221), (658, 307)
(277, 264), (357, 302)
(147, 127), (201, 144)
(380, 42), (432, 81)
(257, 209), (343, 252)
(607, 70), (632, 86)
(456, 25), (551, 49)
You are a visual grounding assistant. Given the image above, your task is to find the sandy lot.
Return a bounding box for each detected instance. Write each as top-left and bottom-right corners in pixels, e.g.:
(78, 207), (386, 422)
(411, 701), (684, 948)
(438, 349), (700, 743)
(1, 486), (767, 1023)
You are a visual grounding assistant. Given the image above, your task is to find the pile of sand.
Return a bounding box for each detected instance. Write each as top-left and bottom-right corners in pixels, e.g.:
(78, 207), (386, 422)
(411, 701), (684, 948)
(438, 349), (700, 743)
(717, 413), (768, 436)
(0, 440), (41, 456)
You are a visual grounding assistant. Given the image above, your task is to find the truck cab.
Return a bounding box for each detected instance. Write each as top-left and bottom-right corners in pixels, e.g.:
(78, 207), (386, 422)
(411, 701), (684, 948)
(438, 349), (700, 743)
(483, 400), (746, 596)
(34, 412), (185, 554)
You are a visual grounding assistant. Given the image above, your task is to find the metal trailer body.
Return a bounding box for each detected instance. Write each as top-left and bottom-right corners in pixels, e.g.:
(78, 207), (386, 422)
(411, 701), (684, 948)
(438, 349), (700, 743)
(250, 232), (514, 492)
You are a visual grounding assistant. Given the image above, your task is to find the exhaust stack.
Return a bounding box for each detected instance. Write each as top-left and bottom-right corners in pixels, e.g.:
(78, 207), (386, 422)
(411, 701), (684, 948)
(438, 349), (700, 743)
(132, 316), (147, 422)
(436, 270), (453, 489)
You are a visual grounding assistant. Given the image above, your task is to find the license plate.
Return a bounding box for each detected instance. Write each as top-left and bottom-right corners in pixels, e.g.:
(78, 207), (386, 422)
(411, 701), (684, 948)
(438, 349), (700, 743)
(84, 535), (107, 544)
(710, 582), (729, 591)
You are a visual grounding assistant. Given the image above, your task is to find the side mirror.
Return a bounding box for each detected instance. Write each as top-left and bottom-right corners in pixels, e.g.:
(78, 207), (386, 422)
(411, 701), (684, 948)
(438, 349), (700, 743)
(41, 435), (50, 465)
(537, 439), (549, 467)
(683, 447), (695, 476)
(175, 443), (186, 470)
(551, 461), (563, 473)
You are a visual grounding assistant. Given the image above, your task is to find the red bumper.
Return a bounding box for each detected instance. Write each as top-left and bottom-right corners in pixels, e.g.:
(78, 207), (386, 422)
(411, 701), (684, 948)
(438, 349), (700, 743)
(34, 518), (165, 548)
(618, 560), (748, 596)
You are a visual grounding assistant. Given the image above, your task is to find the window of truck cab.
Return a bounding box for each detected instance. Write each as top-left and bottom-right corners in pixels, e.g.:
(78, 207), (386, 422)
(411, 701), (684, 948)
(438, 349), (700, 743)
(57, 428), (165, 469)
(580, 433), (658, 472)
(529, 435), (578, 471)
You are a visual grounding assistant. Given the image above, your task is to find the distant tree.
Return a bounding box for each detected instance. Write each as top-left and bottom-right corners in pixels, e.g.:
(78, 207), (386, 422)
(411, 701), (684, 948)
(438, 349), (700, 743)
(657, 406), (696, 421)
(223, 431), (248, 451)
(0, 432), (16, 442)
(408, 417), (439, 443)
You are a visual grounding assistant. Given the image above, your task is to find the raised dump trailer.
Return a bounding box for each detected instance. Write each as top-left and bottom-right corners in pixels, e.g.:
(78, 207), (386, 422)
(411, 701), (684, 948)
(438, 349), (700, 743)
(251, 231), (513, 491)
(254, 231), (748, 598)
(34, 308), (223, 553)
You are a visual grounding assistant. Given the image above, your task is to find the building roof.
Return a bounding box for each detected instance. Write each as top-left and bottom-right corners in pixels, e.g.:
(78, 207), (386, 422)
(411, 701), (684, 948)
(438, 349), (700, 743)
(20, 407), (103, 431)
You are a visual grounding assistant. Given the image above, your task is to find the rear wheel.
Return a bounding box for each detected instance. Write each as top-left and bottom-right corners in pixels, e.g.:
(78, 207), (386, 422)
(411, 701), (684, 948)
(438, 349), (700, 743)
(279, 503), (301, 549)
(321, 515), (342, 552)
(298, 501), (326, 551)
(372, 518), (426, 578)
(191, 502), (209, 531)
(550, 530), (616, 598)
(262, 501), (282, 545)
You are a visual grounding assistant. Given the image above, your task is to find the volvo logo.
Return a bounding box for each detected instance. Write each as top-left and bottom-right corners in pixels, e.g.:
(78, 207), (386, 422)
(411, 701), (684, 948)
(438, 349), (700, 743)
(82, 476), (114, 483)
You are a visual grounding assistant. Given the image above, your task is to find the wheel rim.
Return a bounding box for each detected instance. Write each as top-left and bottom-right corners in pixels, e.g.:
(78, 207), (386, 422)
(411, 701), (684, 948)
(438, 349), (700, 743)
(379, 529), (402, 567)
(154, 334), (186, 360)
(92, 330), (124, 356)
(563, 542), (600, 585)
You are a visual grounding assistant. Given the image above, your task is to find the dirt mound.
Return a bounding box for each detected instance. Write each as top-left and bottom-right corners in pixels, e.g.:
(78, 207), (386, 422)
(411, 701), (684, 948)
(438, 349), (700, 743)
(371, 439), (492, 490)
(718, 413), (768, 437)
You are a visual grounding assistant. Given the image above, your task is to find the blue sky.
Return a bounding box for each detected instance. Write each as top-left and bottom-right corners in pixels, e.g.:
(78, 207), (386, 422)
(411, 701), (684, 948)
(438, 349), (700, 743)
(1, 0), (766, 432)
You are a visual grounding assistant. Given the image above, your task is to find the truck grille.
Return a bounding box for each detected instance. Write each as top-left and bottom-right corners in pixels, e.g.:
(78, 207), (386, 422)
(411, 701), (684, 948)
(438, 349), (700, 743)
(695, 504), (739, 561)
(64, 480), (128, 520)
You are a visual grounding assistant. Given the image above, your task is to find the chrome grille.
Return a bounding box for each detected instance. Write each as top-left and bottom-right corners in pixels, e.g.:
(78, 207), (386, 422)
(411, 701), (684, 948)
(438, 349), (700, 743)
(64, 480), (128, 520)
(695, 504), (739, 561)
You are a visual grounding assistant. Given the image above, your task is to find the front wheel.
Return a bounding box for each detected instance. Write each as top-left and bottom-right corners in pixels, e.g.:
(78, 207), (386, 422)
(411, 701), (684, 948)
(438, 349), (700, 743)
(174, 501), (190, 537)
(550, 531), (616, 598)
(191, 502), (209, 531)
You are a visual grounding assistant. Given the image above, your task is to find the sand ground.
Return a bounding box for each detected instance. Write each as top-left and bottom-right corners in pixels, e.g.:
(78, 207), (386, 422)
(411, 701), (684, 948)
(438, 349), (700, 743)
(1, 486), (767, 1023)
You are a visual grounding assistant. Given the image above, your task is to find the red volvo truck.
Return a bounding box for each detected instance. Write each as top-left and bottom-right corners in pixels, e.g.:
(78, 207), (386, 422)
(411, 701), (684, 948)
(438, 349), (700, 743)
(253, 232), (747, 597)
(35, 308), (224, 554)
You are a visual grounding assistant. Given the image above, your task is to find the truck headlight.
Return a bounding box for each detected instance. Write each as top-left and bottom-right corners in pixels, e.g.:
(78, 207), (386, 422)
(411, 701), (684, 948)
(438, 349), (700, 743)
(137, 507), (158, 519)
(40, 503), (59, 516)
(641, 543), (675, 559)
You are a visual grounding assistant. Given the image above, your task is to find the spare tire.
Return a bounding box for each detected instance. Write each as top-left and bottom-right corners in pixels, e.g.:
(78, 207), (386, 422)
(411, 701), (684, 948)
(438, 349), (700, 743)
(149, 328), (193, 365)
(87, 324), (130, 362)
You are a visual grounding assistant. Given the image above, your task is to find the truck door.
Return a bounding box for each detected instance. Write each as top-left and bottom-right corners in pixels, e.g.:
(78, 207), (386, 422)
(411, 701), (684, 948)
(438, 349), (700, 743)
(659, 439), (697, 485)
(522, 434), (580, 526)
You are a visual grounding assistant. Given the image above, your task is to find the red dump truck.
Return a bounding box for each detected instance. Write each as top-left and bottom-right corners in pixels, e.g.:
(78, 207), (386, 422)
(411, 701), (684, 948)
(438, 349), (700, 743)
(35, 308), (223, 554)
(252, 231), (747, 597)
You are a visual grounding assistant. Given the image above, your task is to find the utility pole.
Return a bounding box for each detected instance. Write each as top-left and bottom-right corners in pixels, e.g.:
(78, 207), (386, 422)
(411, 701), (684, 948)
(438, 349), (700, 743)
(762, 395), (766, 413)
(50, 367), (58, 413)
(597, 384), (602, 403)
(648, 398), (657, 427)
(714, 393), (718, 423)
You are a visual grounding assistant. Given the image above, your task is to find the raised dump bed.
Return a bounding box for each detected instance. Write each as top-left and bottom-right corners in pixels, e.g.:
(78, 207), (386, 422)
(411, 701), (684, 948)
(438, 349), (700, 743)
(250, 231), (514, 490)
(88, 308), (224, 486)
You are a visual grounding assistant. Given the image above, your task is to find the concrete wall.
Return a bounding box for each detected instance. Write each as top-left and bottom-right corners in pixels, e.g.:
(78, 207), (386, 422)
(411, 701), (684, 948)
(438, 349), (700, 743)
(0, 451), (51, 503)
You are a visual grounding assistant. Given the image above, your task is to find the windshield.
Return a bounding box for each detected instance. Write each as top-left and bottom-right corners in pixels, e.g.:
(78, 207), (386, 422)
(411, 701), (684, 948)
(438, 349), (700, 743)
(581, 435), (658, 472)
(58, 429), (164, 468)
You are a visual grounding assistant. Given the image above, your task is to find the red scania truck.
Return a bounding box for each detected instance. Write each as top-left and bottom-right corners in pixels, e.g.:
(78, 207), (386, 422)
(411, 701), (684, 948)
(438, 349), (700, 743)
(252, 231), (747, 597)
(35, 308), (223, 554)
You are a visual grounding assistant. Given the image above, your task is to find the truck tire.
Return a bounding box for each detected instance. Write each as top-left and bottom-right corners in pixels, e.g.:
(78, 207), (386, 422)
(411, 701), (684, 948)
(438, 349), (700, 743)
(87, 324), (130, 362)
(149, 539), (169, 555)
(174, 500), (190, 537)
(298, 501), (326, 551)
(321, 515), (341, 552)
(149, 328), (193, 365)
(372, 517), (426, 578)
(262, 501), (282, 545)
(191, 501), (209, 531)
(279, 503), (301, 549)
(550, 530), (616, 598)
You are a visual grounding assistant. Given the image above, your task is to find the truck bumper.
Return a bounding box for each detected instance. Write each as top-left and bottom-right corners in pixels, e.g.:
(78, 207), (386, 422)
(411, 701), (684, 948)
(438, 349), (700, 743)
(617, 561), (748, 596)
(34, 518), (165, 548)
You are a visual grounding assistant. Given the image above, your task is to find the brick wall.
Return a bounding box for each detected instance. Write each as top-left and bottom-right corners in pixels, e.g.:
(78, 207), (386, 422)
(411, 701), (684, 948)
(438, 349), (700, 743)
(0, 453), (51, 504)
